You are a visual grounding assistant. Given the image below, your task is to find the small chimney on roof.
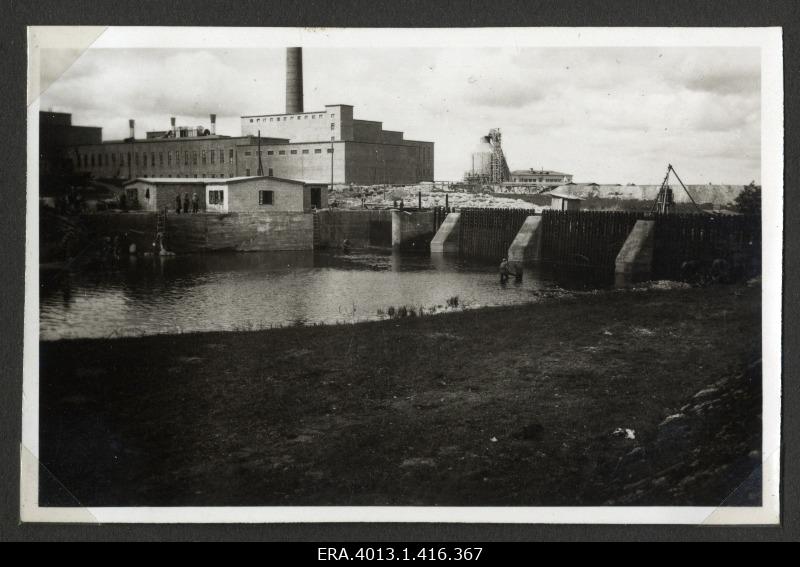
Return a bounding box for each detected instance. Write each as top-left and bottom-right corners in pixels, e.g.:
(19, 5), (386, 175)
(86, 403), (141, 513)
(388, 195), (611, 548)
(129, 119), (135, 139)
(170, 116), (176, 137)
(210, 114), (216, 135)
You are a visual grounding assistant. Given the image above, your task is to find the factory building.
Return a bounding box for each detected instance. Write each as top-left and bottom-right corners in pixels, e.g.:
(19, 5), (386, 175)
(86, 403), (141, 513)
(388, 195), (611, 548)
(508, 169), (573, 186)
(57, 48), (434, 186)
(40, 111), (102, 175)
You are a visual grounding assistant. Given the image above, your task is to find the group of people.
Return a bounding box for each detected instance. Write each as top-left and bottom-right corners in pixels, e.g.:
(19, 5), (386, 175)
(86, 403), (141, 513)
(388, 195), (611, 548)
(175, 192), (200, 214)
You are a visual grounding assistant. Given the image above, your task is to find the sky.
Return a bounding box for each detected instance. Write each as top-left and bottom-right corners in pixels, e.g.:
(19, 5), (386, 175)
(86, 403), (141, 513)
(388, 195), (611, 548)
(39, 46), (761, 184)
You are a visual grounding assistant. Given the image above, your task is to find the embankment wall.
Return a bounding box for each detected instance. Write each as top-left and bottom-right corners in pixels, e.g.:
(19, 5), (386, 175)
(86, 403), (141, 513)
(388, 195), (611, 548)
(80, 211), (313, 253)
(315, 209), (393, 248)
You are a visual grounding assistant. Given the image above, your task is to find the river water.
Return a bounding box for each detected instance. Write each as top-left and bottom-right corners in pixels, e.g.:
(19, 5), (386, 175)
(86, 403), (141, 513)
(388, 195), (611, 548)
(40, 251), (608, 341)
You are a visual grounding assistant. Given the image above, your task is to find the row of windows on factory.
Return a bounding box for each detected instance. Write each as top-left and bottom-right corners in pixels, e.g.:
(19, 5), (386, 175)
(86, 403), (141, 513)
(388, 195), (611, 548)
(79, 149), (236, 169)
(243, 148), (332, 156)
(78, 146), (335, 169)
(513, 177), (565, 183)
(248, 113), (332, 123)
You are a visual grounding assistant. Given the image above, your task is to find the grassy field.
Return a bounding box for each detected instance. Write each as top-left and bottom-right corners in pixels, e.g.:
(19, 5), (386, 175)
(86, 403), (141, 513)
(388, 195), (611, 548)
(39, 283), (762, 507)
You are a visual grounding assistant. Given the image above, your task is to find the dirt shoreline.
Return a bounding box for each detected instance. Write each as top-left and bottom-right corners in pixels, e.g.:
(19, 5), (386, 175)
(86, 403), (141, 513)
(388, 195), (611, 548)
(39, 283), (762, 507)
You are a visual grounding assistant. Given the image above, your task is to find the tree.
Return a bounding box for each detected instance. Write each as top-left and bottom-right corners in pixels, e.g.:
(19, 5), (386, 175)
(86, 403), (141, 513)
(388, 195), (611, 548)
(734, 181), (761, 215)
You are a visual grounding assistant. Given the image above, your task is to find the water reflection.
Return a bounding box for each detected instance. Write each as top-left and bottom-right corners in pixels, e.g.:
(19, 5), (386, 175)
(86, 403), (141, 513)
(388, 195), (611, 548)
(40, 251), (610, 340)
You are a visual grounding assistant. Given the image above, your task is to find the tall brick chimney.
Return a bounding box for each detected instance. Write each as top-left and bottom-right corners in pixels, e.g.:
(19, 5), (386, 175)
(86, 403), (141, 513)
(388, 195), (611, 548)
(285, 47), (304, 114)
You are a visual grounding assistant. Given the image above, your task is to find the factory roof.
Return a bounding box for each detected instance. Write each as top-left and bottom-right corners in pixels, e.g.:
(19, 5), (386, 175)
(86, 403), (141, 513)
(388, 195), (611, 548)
(241, 103), (353, 119)
(93, 135), (292, 146)
(123, 175), (307, 186)
(547, 189), (584, 200)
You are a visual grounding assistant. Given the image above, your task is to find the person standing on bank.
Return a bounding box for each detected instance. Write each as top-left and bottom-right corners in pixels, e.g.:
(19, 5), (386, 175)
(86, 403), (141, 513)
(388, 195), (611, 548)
(183, 192), (190, 214)
(191, 192), (199, 214)
(499, 257), (510, 284)
(175, 193), (182, 214)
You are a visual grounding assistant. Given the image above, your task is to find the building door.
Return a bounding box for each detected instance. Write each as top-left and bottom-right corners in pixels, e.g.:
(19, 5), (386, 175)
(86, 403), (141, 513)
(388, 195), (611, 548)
(310, 186), (322, 209)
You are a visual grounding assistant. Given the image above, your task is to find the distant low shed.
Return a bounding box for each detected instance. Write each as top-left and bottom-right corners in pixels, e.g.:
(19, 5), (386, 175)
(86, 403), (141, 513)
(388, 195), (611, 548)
(123, 176), (327, 213)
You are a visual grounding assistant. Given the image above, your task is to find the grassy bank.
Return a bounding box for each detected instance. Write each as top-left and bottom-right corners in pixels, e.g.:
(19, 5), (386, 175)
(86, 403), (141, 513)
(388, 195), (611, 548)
(39, 284), (761, 506)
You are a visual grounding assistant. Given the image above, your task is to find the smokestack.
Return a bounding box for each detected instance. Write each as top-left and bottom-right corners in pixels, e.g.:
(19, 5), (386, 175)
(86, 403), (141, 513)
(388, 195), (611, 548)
(129, 119), (135, 139)
(285, 47), (304, 114)
(170, 116), (176, 137)
(210, 113), (216, 135)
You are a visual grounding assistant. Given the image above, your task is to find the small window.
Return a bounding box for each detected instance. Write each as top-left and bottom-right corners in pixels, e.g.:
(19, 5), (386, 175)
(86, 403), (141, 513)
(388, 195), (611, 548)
(167, 152), (172, 165)
(245, 168), (251, 176)
(249, 119), (253, 123)
(331, 123), (335, 130)
(314, 149), (322, 154)
(290, 150), (297, 155)
(267, 150), (274, 155)
(258, 190), (274, 205)
(327, 148), (334, 154)
(312, 115), (316, 119)
(184, 151), (189, 165)
(270, 117), (273, 122)
(279, 150), (286, 155)
(268, 168), (273, 176)
(159, 152), (163, 165)
(151, 152), (156, 166)
(208, 189), (224, 205)
(257, 118), (260, 123)
(219, 149), (224, 163)
(192, 152), (198, 165)
(229, 149), (234, 163)
(202, 150), (207, 164)
(244, 151), (252, 156)
(302, 149), (309, 154)
(210, 150), (215, 164)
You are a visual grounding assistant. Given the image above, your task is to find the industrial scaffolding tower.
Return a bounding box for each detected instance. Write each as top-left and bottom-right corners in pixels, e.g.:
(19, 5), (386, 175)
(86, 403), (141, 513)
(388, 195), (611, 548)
(488, 128), (510, 184)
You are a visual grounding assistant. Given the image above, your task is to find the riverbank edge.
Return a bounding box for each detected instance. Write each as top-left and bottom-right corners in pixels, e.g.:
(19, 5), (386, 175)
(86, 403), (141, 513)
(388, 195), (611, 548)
(40, 282), (685, 343)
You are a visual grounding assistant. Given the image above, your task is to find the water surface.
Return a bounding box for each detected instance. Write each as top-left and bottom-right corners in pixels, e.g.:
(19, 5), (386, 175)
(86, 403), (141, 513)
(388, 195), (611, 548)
(40, 251), (606, 340)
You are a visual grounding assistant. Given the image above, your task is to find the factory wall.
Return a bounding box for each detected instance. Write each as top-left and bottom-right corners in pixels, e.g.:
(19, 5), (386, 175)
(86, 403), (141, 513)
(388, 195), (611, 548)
(40, 111), (102, 175)
(352, 120), (382, 142)
(235, 142), (346, 184)
(344, 141), (434, 185)
(70, 136), (264, 180)
(241, 104), (353, 142)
